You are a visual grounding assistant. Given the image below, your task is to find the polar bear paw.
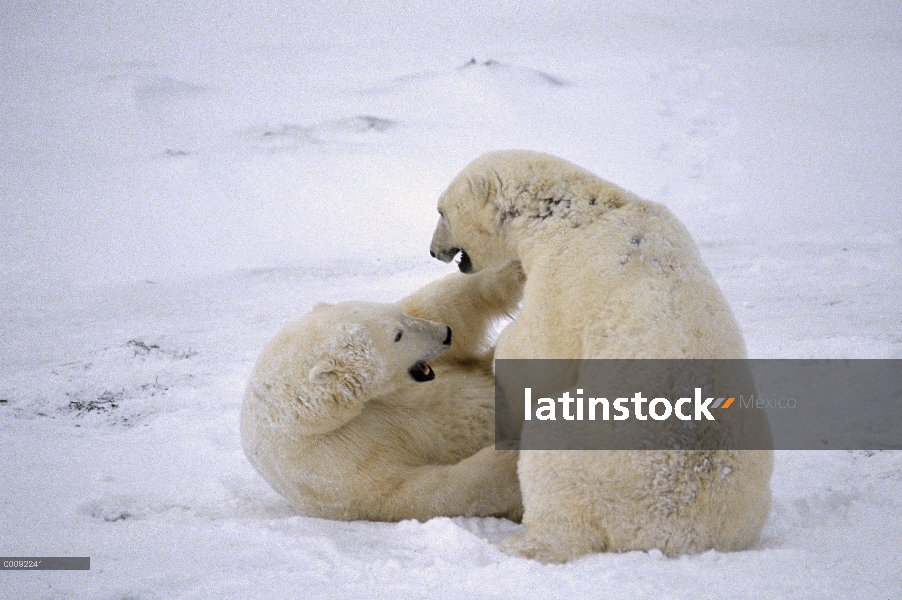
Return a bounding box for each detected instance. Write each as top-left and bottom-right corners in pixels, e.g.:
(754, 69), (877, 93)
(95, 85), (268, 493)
(496, 529), (603, 564)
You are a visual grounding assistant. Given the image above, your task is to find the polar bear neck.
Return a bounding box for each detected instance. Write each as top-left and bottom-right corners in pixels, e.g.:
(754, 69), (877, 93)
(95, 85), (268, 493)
(491, 176), (639, 273)
(457, 151), (698, 279)
(496, 181), (629, 226)
(475, 152), (634, 236)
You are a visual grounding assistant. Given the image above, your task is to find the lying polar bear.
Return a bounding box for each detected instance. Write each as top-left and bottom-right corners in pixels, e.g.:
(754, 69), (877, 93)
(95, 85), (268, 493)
(240, 262), (524, 522)
(430, 150), (773, 562)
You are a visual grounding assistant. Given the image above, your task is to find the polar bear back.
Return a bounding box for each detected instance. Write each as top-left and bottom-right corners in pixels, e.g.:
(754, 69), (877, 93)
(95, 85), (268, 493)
(431, 150), (745, 360)
(432, 151), (772, 560)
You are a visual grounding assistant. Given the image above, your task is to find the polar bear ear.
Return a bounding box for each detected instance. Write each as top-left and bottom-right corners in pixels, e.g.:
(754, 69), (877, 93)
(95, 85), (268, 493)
(472, 173), (498, 200)
(308, 356), (342, 382)
(311, 302), (333, 313)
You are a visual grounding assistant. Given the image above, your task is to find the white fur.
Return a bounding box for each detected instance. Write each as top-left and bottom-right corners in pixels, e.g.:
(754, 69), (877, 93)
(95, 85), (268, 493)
(431, 150), (773, 562)
(240, 262), (526, 521)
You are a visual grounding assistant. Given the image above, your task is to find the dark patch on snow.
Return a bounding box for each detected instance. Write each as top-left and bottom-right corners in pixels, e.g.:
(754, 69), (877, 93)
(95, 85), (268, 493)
(252, 124), (317, 150)
(347, 115), (395, 132)
(62, 378), (171, 427)
(82, 497), (138, 523)
(459, 58), (571, 87)
(82, 496), (190, 524)
(67, 390), (122, 414)
(249, 116), (396, 151)
(133, 75), (205, 104)
(128, 339), (160, 355)
(103, 510), (132, 523)
(127, 339), (197, 359)
(260, 124), (312, 139)
(461, 58), (494, 68)
(357, 57), (573, 95)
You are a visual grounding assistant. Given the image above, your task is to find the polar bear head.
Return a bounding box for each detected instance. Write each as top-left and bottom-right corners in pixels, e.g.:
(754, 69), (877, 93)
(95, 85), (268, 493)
(430, 150), (627, 273)
(303, 301), (452, 385)
(248, 301), (452, 435)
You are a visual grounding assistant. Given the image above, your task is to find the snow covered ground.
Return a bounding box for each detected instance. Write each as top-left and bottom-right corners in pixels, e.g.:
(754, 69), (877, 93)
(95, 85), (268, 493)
(2, 1), (901, 598)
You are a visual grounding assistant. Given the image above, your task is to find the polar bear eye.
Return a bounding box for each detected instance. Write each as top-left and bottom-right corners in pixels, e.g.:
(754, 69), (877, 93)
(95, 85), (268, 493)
(394, 330), (404, 342)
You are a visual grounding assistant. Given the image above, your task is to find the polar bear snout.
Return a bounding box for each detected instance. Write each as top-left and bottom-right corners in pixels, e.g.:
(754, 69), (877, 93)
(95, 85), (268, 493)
(407, 361), (436, 382)
(405, 323), (451, 383)
(431, 245), (460, 263)
(396, 315), (453, 359)
(430, 215), (465, 265)
(408, 321), (452, 358)
(430, 245), (473, 274)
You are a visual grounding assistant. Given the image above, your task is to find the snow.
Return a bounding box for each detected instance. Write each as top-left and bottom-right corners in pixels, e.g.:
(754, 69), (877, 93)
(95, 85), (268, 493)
(2, 1), (901, 597)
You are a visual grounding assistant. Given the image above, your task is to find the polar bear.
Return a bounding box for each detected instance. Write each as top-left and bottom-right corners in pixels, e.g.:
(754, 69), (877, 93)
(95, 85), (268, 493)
(430, 150), (773, 562)
(240, 262), (524, 522)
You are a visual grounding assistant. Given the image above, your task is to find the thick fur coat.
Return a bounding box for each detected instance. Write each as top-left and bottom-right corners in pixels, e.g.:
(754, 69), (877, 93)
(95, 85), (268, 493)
(241, 262), (525, 521)
(431, 150), (773, 562)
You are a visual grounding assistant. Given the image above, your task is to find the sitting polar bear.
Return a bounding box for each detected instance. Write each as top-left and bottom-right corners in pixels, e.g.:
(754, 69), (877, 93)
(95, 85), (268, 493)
(430, 150), (773, 562)
(240, 262), (524, 522)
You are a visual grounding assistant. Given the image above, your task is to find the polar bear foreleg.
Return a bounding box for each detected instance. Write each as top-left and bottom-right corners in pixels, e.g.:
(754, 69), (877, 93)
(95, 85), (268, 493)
(378, 447), (522, 522)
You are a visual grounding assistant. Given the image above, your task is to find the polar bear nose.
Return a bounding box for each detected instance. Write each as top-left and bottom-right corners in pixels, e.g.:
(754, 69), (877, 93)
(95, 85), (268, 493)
(431, 247), (461, 263)
(443, 326), (452, 346)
